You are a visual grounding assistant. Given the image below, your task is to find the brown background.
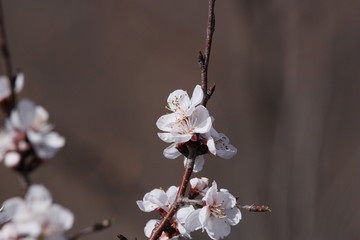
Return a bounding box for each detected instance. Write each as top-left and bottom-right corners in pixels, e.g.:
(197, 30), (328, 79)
(1, 0), (360, 239)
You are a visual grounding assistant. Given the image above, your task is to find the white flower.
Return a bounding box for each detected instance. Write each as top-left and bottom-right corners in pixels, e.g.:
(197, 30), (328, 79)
(0, 99), (65, 166)
(156, 85), (212, 156)
(0, 73), (24, 102)
(0, 185), (74, 240)
(144, 206), (195, 239)
(165, 85), (203, 117)
(137, 186), (178, 212)
(157, 105), (212, 145)
(185, 181), (241, 240)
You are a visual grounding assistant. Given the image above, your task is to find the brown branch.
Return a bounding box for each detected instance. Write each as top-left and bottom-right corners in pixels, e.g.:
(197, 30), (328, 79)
(199, 0), (216, 107)
(0, 0), (15, 114)
(69, 219), (114, 240)
(149, 149), (197, 240)
(149, 1), (218, 239)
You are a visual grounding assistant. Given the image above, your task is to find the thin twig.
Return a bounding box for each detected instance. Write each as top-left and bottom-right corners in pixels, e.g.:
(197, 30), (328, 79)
(69, 219), (114, 240)
(199, 0), (216, 107)
(237, 204), (272, 213)
(0, 0), (15, 114)
(149, 149), (197, 240)
(149, 1), (218, 239)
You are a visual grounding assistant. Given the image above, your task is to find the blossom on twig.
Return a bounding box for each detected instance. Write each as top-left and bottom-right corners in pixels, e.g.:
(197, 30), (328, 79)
(0, 185), (74, 240)
(185, 181), (241, 240)
(0, 98), (65, 168)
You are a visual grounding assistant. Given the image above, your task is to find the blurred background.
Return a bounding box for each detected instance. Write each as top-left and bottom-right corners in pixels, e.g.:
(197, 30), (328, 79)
(1, 0), (360, 239)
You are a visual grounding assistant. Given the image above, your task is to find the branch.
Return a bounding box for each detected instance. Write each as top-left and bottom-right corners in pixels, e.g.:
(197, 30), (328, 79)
(149, 149), (197, 240)
(149, 1), (218, 239)
(0, 0), (15, 114)
(199, 0), (216, 107)
(68, 219), (114, 240)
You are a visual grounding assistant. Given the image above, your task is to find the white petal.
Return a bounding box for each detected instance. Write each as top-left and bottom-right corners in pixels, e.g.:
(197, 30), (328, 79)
(16, 99), (36, 130)
(25, 184), (52, 212)
(172, 134), (192, 143)
(176, 206), (195, 224)
(190, 106), (212, 134)
(163, 143), (181, 159)
(206, 136), (217, 155)
(156, 113), (177, 132)
(193, 155), (205, 173)
(203, 181), (218, 206)
(15, 73), (24, 93)
(158, 133), (176, 143)
(224, 208), (242, 226)
(190, 85), (203, 108)
(43, 132), (65, 148)
(166, 186), (178, 205)
(185, 209), (202, 232)
(216, 143), (237, 159)
(35, 105), (49, 124)
(1, 197), (24, 221)
(190, 177), (209, 191)
(167, 89), (191, 113)
(0, 76), (10, 101)
(46, 204), (74, 232)
(144, 219), (159, 238)
(198, 206), (211, 227)
(144, 189), (168, 211)
(216, 190), (237, 209)
(15, 220), (42, 238)
(204, 218), (231, 240)
(4, 152), (20, 167)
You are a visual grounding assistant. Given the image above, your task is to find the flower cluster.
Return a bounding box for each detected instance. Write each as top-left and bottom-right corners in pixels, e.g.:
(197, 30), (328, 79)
(0, 185), (74, 240)
(156, 85), (237, 172)
(137, 179), (241, 240)
(0, 74), (65, 169)
(137, 85), (241, 239)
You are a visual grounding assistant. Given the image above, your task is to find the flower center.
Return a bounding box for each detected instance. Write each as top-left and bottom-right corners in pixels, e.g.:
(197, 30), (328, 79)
(210, 204), (227, 218)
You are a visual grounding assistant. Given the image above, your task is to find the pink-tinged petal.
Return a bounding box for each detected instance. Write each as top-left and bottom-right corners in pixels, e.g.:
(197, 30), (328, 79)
(47, 204), (74, 231)
(0, 76), (10, 101)
(144, 219), (159, 238)
(14, 73), (24, 93)
(167, 89), (191, 113)
(193, 155), (205, 173)
(190, 85), (203, 107)
(185, 209), (202, 232)
(25, 185), (52, 212)
(190, 177), (209, 191)
(4, 152), (20, 167)
(224, 208), (242, 226)
(16, 99), (36, 130)
(166, 186), (178, 205)
(163, 143), (181, 159)
(158, 133), (176, 143)
(216, 190), (237, 209)
(203, 181), (218, 206)
(156, 113), (177, 132)
(204, 218), (231, 240)
(191, 106), (212, 134)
